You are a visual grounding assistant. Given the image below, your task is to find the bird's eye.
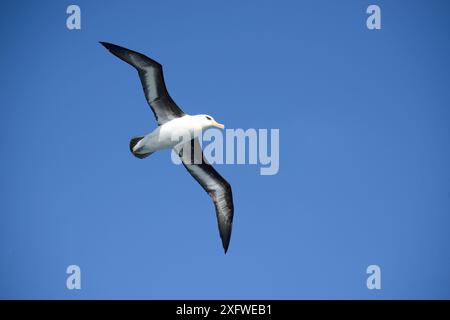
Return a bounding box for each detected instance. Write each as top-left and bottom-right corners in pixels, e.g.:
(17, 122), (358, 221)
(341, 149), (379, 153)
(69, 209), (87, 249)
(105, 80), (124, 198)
(205, 116), (212, 120)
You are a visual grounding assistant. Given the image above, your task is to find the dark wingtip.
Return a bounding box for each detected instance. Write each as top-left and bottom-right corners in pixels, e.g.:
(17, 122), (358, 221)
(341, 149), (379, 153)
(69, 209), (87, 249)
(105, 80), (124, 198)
(222, 237), (230, 254)
(99, 41), (113, 50)
(219, 219), (232, 254)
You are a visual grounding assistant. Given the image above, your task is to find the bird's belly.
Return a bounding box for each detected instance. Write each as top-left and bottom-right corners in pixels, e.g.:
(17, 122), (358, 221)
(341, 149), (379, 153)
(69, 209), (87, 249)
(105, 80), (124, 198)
(140, 117), (200, 152)
(160, 120), (200, 143)
(139, 128), (190, 153)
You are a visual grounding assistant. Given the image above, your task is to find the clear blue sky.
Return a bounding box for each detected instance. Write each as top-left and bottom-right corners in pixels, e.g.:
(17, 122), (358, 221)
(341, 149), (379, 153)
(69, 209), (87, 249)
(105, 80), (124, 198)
(1, 0), (449, 299)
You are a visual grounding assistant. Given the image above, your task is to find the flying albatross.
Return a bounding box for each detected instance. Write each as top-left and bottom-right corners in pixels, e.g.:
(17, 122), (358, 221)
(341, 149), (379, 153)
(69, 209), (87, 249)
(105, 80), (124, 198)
(100, 42), (234, 253)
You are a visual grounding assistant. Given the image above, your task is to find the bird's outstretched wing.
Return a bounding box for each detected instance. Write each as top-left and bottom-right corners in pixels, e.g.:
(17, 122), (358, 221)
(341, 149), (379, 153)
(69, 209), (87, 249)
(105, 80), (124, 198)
(100, 42), (185, 125)
(176, 139), (234, 253)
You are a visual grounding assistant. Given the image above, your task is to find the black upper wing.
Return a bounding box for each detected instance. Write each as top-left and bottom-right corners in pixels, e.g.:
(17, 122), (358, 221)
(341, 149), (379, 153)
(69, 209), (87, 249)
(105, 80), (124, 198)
(100, 42), (185, 125)
(176, 139), (234, 253)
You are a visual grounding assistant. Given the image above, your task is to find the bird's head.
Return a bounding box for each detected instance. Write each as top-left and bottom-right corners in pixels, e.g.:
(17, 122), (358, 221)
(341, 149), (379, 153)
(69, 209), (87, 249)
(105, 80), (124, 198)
(195, 114), (225, 130)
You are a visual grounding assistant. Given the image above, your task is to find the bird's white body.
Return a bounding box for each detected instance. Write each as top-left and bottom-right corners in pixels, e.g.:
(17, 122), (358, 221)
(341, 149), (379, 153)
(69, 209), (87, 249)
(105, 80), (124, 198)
(133, 114), (223, 154)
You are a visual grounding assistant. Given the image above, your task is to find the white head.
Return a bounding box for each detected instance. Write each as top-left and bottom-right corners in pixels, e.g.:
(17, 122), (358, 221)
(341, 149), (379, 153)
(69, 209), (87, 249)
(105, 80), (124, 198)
(192, 114), (225, 130)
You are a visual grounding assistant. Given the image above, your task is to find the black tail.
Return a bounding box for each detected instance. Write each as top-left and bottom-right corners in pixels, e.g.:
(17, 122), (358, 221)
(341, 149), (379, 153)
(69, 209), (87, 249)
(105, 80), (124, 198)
(129, 136), (153, 159)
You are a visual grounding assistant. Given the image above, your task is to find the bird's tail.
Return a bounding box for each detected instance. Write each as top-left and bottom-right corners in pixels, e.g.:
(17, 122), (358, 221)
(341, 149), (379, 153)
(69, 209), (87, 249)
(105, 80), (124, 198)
(129, 136), (153, 159)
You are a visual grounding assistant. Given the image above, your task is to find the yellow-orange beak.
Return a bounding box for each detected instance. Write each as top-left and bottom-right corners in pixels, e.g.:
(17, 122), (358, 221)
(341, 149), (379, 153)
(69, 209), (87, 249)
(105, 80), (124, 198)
(212, 121), (225, 129)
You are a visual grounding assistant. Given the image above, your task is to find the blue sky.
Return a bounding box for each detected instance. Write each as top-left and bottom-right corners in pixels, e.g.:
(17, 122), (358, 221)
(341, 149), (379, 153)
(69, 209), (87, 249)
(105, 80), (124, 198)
(1, 0), (450, 299)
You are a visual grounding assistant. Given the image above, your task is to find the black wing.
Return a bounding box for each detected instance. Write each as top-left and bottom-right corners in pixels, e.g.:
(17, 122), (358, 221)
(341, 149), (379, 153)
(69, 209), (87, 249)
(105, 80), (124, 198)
(176, 139), (234, 253)
(100, 42), (185, 125)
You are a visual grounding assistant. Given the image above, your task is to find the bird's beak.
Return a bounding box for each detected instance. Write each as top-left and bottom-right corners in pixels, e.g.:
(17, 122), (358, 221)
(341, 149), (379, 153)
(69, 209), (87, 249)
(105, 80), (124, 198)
(212, 121), (225, 129)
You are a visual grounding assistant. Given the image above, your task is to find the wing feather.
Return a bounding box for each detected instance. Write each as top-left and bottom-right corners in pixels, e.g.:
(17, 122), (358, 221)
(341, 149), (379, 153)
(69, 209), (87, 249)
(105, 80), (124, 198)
(100, 42), (185, 125)
(176, 139), (234, 253)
